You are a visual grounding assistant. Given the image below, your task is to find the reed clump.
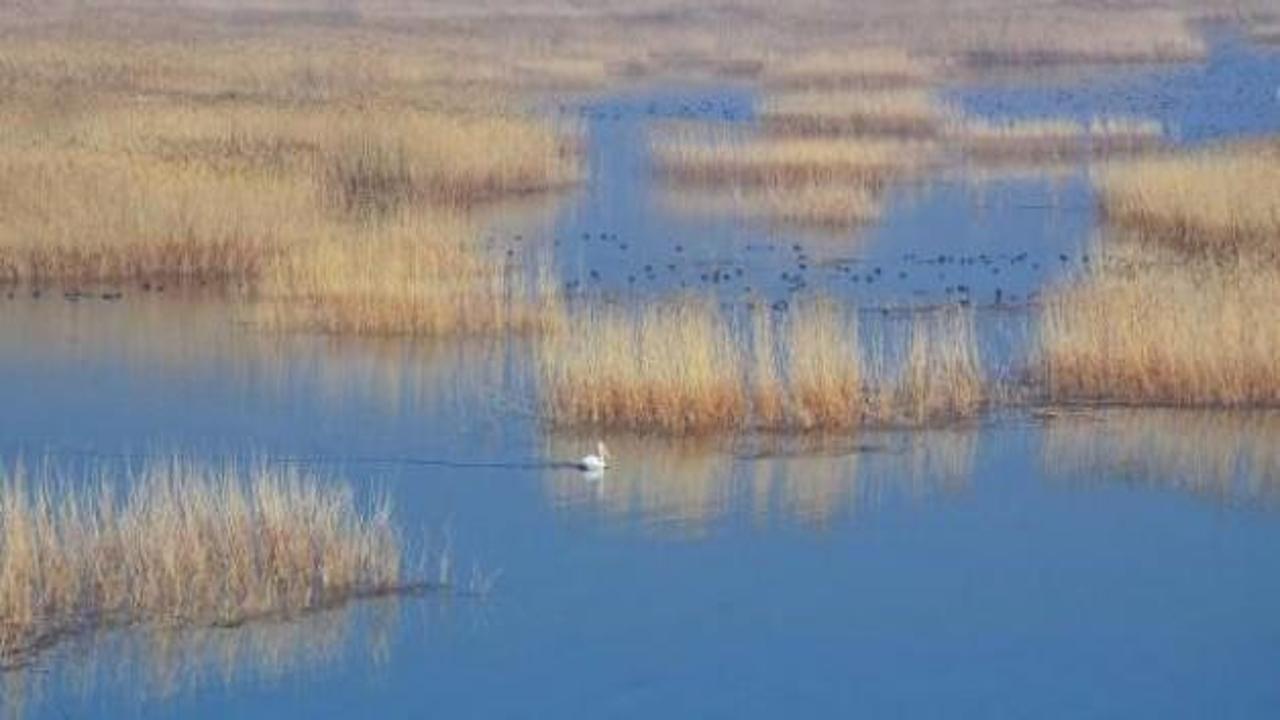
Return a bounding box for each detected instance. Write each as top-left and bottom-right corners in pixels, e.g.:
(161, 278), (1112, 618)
(665, 184), (884, 229)
(652, 128), (927, 228)
(949, 9), (1205, 65)
(1039, 256), (1280, 407)
(0, 38), (581, 299)
(774, 301), (866, 431)
(762, 48), (936, 90)
(0, 148), (314, 286)
(538, 299), (750, 434)
(953, 116), (1164, 163)
(538, 298), (985, 433)
(1096, 143), (1280, 255)
(654, 131), (928, 189)
(759, 89), (942, 138)
(0, 458), (406, 668)
(319, 111), (581, 215)
(258, 211), (563, 336)
(895, 311), (986, 423)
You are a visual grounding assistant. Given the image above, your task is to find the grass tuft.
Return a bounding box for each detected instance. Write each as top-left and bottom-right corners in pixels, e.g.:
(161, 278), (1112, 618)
(538, 298), (985, 433)
(0, 458), (410, 668)
(1039, 255), (1280, 407)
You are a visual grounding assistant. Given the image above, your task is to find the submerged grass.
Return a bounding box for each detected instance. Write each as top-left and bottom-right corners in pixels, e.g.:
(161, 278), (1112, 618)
(539, 298), (985, 433)
(0, 458), (408, 669)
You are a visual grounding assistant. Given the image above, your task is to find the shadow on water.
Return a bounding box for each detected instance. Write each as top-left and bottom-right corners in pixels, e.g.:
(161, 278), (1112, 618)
(1, 595), (464, 720)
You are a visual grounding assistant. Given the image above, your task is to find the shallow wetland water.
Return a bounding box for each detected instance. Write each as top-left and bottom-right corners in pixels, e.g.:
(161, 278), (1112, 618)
(3, 31), (1280, 720)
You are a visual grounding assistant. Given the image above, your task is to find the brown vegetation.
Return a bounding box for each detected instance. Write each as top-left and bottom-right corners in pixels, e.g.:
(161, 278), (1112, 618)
(654, 130), (928, 188)
(953, 116), (1165, 163)
(1039, 254), (1280, 407)
(0, 458), (407, 669)
(538, 298), (985, 433)
(1096, 142), (1280, 256)
(760, 89), (942, 138)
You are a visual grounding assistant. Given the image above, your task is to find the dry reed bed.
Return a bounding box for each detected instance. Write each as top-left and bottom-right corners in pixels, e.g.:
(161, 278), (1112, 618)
(654, 131), (930, 188)
(1038, 256), (1280, 408)
(952, 117), (1165, 163)
(652, 128), (930, 228)
(0, 458), (406, 668)
(759, 89), (942, 138)
(257, 210), (564, 337)
(538, 298), (985, 433)
(944, 9), (1206, 66)
(1096, 143), (1280, 256)
(0, 39), (580, 335)
(0, 99), (579, 286)
(761, 48), (937, 90)
(664, 184), (885, 230)
(0, 32), (608, 105)
(0, 148), (309, 286)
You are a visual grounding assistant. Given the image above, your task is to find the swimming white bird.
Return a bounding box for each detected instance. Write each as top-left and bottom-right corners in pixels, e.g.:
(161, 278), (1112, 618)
(578, 441), (611, 472)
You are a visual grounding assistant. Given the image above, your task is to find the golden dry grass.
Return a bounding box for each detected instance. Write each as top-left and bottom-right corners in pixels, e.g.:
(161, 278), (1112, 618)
(0, 35), (580, 336)
(1039, 256), (1280, 407)
(895, 310), (986, 423)
(0, 148), (309, 285)
(944, 9), (1206, 65)
(1096, 142), (1280, 255)
(952, 116), (1164, 163)
(538, 298), (985, 433)
(654, 130), (929, 189)
(761, 48), (936, 90)
(257, 211), (564, 336)
(0, 96), (579, 286)
(760, 89), (942, 138)
(652, 128), (927, 228)
(538, 299), (750, 434)
(663, 184), (884, 229)
(0, 458), (406, 668)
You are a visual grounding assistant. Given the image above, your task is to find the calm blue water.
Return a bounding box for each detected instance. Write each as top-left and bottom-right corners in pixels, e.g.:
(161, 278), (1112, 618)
(3, 30), (1280, 720)
(948, 27), (1280, 145)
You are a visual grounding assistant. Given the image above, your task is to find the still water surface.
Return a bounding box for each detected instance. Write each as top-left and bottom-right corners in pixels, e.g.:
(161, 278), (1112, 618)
(2, 32), (1280, 720)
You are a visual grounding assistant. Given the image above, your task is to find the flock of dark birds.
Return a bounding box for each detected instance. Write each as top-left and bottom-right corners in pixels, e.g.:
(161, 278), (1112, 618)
(3, 92), (1103, 311)
(507, 226), (1091, 313)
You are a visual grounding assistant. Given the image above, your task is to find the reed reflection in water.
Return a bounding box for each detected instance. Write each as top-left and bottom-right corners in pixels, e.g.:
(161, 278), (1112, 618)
(544, 428), (978, 534)
(3, 598), (404, 720)
(1040, 409), (1280, 508)
(0, 292), (526, 427)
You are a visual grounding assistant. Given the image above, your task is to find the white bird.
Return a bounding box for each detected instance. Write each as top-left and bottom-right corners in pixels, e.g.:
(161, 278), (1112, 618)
(578, 441), (611, 472)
